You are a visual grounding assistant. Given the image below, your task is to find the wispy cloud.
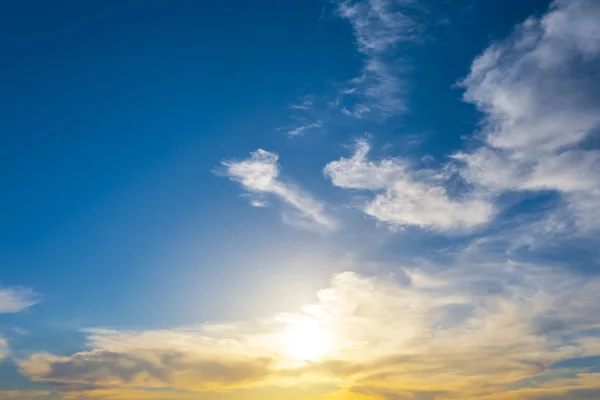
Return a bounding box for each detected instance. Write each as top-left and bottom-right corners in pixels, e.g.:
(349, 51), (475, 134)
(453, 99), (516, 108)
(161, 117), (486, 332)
(289, 96), (315, 111)
(220, 149), (337, 232)
(286, 120), (324, 137)
(279, 0), (424, 137)
(0, 286), (39, 313)
(334, 0), (422, 119)
(324, 139), (494, 232)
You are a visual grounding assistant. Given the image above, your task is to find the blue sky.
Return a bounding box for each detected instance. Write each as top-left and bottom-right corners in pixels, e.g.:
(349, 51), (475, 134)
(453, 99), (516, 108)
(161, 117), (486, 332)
(2, 1), (600, 399)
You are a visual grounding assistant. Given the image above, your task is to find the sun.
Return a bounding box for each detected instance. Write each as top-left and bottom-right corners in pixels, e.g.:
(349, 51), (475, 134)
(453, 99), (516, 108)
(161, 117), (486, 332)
(279, 318), (332, 361)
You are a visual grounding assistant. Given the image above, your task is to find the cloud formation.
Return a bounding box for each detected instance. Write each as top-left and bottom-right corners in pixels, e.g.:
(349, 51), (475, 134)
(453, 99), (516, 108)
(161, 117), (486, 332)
(221, 149), (337, 231)
(17, 256), (600, 399)
(0, 285), (37, 360)
(454, 0), (600, 232)
(335, 0), (421, 118)
(287, 121), (324, 137)
(324, 139), (494, 232)
(0, 286), (38, 313)
(326, 0), (600, 236)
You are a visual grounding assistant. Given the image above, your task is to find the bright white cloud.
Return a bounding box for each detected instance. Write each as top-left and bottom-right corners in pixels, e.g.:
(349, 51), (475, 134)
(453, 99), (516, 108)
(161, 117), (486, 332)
(455, 0), (600, 231)
(324, 140), (494, 232)
(221, 149), (337, 231)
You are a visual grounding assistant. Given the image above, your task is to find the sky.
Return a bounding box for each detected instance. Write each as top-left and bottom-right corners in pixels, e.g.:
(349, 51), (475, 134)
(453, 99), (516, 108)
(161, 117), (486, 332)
(1, 0), (600, 399)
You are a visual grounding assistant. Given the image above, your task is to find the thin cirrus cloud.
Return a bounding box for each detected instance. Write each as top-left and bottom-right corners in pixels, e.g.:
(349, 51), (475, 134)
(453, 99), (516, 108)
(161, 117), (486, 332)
(220, 149), (337, 232)
(286, 120), (323, 137)
(0, 286), (38, 314)
(334, 0), (421, 119)
(15, 252), (600, 399)
(280, 0), (421, 137)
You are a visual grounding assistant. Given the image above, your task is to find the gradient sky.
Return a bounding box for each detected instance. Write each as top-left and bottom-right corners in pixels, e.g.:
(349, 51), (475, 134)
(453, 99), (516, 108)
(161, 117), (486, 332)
(2, 0), (600, 399)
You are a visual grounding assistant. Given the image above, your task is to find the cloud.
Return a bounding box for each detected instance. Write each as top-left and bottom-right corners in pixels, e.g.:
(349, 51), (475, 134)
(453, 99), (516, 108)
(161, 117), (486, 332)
(454, 0), (600, 232)
(19, 349), (273, 393)
(0, 391), (50, 399)
(324, 139), (494, 232)
(287, 121), (324, 137)
(220, 149), (337, 232)
(0, 285), (37, 360)
(0, 336), (8, 359)
(0, 286), (38, 313)
(17, 254), (600, 398)
(325, 0), (600, 235)
(335, 0), (422, 118)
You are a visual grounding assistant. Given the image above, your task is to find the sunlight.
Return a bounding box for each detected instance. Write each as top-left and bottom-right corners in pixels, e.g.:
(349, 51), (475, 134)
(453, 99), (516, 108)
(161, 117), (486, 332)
(279, 317), (332, 361)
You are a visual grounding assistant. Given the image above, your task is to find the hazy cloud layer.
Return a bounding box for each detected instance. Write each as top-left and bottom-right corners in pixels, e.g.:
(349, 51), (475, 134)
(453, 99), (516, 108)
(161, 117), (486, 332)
(17, 254), (600, 398)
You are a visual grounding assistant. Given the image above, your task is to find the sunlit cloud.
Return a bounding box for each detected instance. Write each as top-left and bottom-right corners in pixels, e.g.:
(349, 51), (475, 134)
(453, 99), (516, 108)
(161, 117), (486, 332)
(0, 391), (51, 399)
(17, 254), (600, 399)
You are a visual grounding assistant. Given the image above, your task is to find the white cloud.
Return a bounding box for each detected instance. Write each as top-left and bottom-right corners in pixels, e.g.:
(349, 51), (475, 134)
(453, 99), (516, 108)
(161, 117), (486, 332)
(221, 149), (337, 232)
(324, 140), (494, 232)
(455, 0), (600, 231)
(328, 0), (600, 235)
(0, 286), (38, 313)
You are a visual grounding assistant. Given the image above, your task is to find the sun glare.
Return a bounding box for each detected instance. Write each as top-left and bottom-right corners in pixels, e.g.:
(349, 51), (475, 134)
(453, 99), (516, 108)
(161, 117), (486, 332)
(280, 318), (331, 361)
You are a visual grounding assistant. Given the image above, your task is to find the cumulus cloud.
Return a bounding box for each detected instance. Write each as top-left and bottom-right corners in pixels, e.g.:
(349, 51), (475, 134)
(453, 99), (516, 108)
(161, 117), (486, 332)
(324, 139), (494, 232)
(454, 0), (600, 231)
(220, 149), (337, 231)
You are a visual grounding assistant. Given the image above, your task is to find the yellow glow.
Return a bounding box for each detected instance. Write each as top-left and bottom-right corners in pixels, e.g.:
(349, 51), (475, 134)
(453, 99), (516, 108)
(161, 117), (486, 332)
(280, 318), (331, 361)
